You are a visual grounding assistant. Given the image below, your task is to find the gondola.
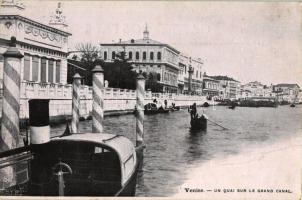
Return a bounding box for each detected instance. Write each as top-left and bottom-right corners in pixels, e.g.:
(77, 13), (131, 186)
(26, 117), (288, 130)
(190, 114), (208, 131)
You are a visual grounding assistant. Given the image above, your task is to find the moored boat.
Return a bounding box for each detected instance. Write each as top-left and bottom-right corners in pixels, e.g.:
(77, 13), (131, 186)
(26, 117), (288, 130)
(29, 133), (140, 196)
(144, 103), (169, 114)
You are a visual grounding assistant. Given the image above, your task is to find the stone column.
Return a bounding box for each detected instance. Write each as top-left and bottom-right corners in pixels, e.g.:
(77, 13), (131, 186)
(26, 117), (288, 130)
(188, 66), (194, 94)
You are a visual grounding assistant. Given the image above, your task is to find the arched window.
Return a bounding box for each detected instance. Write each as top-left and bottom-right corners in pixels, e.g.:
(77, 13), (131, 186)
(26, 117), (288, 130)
(143, 51), (146, 60)
(112, 51), (116, 60)
(157, 52), (161, 60)
(128, 51), (132, 60)
(150, 52), (154, 60)
(103, 51), (107, 60)
(136, 51), (140, 60)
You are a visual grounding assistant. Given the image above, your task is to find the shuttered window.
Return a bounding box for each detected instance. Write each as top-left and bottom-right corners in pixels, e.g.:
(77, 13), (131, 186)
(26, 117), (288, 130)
(41, 58), (47, 82)
(32, 56), (39, 81)
(56, 61), (61, 83)
(48, 60), (54, 83)
(23, 54), (30, 81)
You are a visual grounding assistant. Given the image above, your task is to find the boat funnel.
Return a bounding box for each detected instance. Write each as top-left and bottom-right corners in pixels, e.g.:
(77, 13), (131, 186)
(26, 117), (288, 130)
(28, 99), (50, 144)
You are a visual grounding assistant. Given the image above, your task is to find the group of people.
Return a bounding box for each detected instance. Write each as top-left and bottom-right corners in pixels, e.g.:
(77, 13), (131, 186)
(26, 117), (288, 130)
(153, 98), (168, 109)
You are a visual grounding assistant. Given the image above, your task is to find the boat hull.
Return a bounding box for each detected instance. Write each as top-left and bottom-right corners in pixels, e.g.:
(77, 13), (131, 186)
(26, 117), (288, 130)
(190, 117), (207, 131)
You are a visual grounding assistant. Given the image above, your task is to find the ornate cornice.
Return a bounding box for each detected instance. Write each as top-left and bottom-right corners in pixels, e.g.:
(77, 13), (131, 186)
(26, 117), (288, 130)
(0, 15), (71, 36)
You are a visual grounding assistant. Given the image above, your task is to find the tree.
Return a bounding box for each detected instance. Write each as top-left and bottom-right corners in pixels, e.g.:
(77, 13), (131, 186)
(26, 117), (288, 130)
(75, 43), (99, 63)
(94, 49), (137, 89)
(145, 72), (163, 93)
(73, 43), (137, 89)
(74, 43), (100, 85)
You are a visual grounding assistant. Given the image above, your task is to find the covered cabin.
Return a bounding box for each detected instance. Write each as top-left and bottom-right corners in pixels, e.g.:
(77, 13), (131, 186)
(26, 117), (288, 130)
(29, 133), (138, 196)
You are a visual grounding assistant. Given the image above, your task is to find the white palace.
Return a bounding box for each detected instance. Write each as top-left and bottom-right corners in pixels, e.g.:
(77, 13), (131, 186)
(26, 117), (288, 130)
(0, 0), (71, 87)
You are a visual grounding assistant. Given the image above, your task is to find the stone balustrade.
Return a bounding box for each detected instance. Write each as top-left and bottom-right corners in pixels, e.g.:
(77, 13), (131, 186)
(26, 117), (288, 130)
(0, 81), (208, 123)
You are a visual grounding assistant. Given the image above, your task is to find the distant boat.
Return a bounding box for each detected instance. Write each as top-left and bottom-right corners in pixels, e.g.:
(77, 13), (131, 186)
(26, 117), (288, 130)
(190, 114), (208, 131)
(228, 105), (236, 109)
(290, 103), (296, 107)
(144, 103), (169, 114)
(170, 105), (180, 111)
(203, 102), (210, 107)
(28, 133), (141, 196)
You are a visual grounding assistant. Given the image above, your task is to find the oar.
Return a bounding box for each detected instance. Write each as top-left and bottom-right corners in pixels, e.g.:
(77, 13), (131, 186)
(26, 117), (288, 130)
(207, 118), (229, 130)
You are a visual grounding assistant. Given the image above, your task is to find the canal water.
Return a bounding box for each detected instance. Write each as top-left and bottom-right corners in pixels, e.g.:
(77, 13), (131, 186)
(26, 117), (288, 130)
(50, 105), (302, 197)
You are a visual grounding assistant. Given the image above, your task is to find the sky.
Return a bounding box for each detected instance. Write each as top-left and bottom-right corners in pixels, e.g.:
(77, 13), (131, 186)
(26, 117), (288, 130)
(22, 1), (302, 86)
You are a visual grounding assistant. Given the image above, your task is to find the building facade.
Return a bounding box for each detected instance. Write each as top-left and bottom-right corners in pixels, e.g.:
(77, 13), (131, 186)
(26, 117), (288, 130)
(209, 75), (240, 100)
(100, 26), (180, 93)
(202, 75), (220, 99)
(273, 83), (300, 102)
(178, 53), (203, 94)
(0, 1), (71, 87)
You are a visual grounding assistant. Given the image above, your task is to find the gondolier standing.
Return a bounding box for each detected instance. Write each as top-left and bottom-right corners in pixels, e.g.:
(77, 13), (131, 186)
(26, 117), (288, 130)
(190, 103), (197, 119)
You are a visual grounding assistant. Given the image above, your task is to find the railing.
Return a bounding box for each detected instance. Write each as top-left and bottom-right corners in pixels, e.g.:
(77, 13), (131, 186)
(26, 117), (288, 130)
(20, 81), (207, 102)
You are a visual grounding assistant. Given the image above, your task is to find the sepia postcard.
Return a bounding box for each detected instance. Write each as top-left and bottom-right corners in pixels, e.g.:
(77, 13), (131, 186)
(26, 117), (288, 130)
(0, 0), (301, 199)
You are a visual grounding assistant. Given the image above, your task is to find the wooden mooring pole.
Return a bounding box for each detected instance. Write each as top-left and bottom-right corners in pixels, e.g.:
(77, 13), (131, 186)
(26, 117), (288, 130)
(136, 74), (145, 147)
(92, 65), (104, 133)
(71, 73), (81, 133)
(0, 37), (23, 189)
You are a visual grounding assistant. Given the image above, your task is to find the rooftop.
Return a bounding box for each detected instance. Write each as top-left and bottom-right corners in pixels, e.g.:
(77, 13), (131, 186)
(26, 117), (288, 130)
(100, 26), (180, 54)
(274, 83), (300, 88)
(208, 75), (239, 82)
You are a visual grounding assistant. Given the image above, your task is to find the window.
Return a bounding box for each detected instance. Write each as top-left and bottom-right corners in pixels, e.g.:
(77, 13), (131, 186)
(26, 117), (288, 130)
(200, 71), (202, 78)
(56, 61), (61, 83)
(48, 60), (54, 83)
(41, 58), (47, 82)
(23, 54), (30, 81)
(103, 51), (107, 60)
(143, 52), (146, 60)
(150, 52), (154, 60)
(157, 52), (161, 60)
(112, 51), (116, 60)
(32, 56), (39, 81)
(196, 70), (198, 78)
(128, 51), (132, 60)
(136, 51), (139, 60)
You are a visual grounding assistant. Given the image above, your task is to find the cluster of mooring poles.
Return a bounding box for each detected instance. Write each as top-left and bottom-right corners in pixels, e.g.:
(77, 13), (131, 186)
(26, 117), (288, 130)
(0, 37), (146, 190)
